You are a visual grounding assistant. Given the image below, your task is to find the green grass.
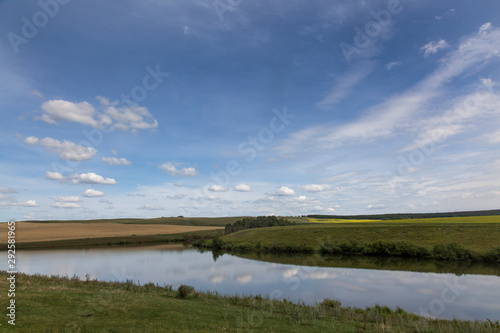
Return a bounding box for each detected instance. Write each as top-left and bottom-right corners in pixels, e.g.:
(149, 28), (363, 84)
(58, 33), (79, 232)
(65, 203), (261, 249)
(1, 271), (498, 332)
(222, 217), (500, 252)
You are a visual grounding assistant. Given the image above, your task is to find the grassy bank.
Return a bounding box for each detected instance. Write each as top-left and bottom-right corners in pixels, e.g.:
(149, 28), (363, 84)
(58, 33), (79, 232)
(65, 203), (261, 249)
(196, 217), (500, 264)
(1, 271), (498, 332)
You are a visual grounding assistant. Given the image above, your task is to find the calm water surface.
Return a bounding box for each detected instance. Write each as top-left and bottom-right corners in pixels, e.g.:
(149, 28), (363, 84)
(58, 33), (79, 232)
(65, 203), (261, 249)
(3, 244), (500, 321)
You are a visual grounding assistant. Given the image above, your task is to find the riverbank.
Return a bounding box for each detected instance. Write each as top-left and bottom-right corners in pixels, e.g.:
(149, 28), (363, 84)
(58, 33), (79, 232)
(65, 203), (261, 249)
(0, 270), (498, 332)
(195, 217), (500, 265)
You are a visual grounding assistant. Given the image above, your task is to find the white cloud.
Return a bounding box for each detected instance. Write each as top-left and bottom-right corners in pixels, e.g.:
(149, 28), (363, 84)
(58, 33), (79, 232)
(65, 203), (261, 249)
(23, 213), (35, 219)
(296, 195), (309, 201)
(0, 187), (16, 194)
(385, 61), (402, 70)
(139, 205), (164, 210)
(316, 61), (375, 107)
(99, 100), (158, 132)
(52, 202), (81, 209)
(278, 24), (500, 155)
(303, 184), (332, 192)
(420, 39), (449, 57)
(173, 182), (183, 187)
(58, 196), (80, 202)
(236, 274), (252, 284)
(83, 189), (105, 197)
(401, 86), (500, 152)
(70, 173), (117, 185)
(487, 130), (500, 144)
(37, 97), (158, 132)
(46, 171), (65, 180)
(209, 185), (227, 192)
(159, 162), (199, 177)
(274, 186), (295, 196)
(39, 99), (100, 127)
(167, 193), (186, 200)
(102, 157), (132, 165)
(234, 184), (251, 192)
(367, 204), (385, 210)
(24, 136), (97, 161)
(30, 90), (43, 98)
(7, 200), (38, 207)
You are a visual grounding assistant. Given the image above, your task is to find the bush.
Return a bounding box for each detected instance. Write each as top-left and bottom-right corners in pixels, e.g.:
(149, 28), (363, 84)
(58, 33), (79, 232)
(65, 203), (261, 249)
(432, 243), (474, 262)
(177, 285), (195, 299)
(321, 299), (342, 309)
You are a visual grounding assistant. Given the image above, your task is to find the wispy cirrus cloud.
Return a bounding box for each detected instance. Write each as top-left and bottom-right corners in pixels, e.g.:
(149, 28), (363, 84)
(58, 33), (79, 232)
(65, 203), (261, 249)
(316, 61), (375, 108)
(420, 39), (449, 57)
(277, 23), (500, 155)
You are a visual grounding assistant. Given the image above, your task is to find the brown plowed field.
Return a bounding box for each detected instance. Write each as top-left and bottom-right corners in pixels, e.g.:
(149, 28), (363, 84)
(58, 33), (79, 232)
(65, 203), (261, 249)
(1, 222), (222, 243)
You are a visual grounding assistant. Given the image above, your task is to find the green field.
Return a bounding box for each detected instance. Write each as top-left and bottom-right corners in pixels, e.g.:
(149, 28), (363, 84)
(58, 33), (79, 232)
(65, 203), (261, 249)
(223, 216), (500, 252)
(1, 271), (498, 332)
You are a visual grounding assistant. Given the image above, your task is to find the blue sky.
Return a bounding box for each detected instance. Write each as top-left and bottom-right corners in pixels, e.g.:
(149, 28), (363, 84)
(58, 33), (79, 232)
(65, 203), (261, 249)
(1, 0), (500, 220)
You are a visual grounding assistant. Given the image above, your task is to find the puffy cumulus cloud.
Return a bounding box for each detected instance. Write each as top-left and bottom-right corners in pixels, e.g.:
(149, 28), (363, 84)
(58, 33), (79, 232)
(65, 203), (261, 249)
(159, 162), (198, 177)
(303, 184), (332, 192)
(367, 204), (385, 210)
(58, 196), (80, 202)
(420, 39), (449, 57)
(296, 195), (310, 201)
(24, 136), (96, 161)
(70, 173), (116, 185)
(312, 205), (336, 212)
(102, 157), (132, 165)
(274, 186), (295, 196)
(99, 100), (158, 132)
(82, 189), (104, 197)
(209, 185), (227, 192)
(52, 202), (81, 209)
(39, 100), (99, 127)
(37, 98), (158, 132)
(46, 171), (65, 180)
(139, 205), (164, 210)
(234, 184), (251, 192)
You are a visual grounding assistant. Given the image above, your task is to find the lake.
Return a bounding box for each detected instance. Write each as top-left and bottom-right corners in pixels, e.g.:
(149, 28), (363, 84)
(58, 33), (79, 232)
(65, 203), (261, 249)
(3, 244), (500, 322)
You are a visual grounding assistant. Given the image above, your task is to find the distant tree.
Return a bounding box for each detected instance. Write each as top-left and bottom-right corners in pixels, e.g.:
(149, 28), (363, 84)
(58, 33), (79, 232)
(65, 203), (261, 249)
(224, 216), (295, 234)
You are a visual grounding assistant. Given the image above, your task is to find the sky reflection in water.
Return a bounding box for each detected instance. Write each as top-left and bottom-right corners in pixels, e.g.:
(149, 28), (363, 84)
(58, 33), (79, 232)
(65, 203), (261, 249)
(5, 245), (500, 321)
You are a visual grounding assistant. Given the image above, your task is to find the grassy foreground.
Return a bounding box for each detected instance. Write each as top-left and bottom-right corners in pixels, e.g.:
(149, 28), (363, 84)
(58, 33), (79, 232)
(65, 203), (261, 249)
(1, 271), (499, 332)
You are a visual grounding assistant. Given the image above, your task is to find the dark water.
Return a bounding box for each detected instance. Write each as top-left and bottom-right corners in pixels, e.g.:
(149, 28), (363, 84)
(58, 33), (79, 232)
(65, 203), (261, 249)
(3, 244), (500, 321)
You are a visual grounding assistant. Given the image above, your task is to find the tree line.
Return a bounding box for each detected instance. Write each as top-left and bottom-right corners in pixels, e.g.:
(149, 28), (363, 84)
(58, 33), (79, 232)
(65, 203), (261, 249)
(224, 216), (295, 234)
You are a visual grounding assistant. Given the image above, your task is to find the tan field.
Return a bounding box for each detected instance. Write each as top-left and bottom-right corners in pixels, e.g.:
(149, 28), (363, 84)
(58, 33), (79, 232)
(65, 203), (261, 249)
(2, 222), (222, 243)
